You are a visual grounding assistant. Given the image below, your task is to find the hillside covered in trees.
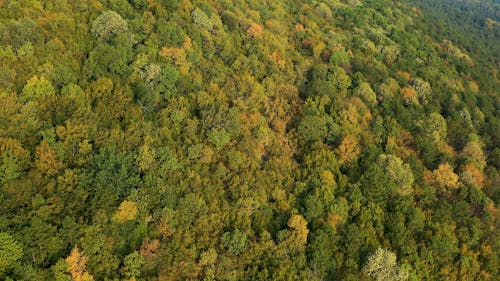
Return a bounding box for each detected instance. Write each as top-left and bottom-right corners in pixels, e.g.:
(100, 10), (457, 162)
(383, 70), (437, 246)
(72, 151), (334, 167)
(0, 0), (499, 280)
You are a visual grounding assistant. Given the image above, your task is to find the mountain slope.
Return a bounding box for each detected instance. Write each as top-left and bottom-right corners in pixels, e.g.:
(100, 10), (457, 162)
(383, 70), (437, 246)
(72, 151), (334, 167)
(0, 0), (498, 280)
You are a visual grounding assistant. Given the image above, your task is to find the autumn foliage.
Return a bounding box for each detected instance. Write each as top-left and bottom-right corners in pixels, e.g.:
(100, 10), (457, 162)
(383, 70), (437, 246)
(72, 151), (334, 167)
(247, 23), (264, 37)
(66, 246), (94, 281)
(0, 0), (498, 280)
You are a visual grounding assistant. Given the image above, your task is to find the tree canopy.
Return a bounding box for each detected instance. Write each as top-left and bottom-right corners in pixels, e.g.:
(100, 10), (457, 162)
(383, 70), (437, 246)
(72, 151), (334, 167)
(0, 0), (498, 280)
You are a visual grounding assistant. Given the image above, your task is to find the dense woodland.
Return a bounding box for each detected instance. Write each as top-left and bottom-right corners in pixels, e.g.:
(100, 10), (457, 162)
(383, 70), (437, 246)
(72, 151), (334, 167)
(0, 0), (499, 280)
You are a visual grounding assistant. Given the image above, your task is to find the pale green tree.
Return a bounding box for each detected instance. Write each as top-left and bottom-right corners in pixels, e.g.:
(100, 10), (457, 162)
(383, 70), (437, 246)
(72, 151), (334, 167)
(91, 11), (128, 42)
(363, 248), (409, 281)
(422, 112), (447, 143)
(378, 154), (414, 196)
(355, 82), (377, 107)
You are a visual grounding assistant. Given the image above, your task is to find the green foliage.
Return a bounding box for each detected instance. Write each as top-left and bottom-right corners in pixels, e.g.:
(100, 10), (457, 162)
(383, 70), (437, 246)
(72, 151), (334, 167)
(377, 78), (400, 102)
(156, 21), (186, 47)
(355, 82), (377, 107)
(85, 38), (133, 78)
(0, 18), (39, 48)
(221, 229), (248, 256)
(207, 128), (230, 150)
(123, 251), (145, 278)
(329, 66), (352, 92)
(420, 112), (447, 143)
(0, 232), (23, 276)
(0, 0), (498, 280)
(51, 259), (72, 281)
(330, 50), (350, 67)
(298, 114), (328, 143)
(21, 75), (56, 101)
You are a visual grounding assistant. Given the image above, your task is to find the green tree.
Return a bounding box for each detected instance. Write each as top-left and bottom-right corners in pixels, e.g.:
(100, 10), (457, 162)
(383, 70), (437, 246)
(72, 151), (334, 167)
(221, 229), (248, 256)
(355, 82), (377, 107)
(21, 75), (56, 101)
(377, 78), (400, 103)
(207, 128), (230, 150)
(329, 50), (350, 68)
(298, 114), (328, 144)
(123, 251), (145, 279)
(329, 66), (352, 93)
(0, 232), (23, 277)
(51, 259), (72, 281)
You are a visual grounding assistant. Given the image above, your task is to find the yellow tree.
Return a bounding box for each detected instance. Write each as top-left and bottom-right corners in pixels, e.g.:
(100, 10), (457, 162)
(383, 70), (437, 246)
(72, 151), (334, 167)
(66, 246), (94, 281)
(21, 75), (55, 101)
(35, 141), (64, 176)
(159, 45), (190, 74)
(433, 163), (459, 190)
(288, 214), (309, 245)
(336, 134), (361, 165)
(113, 200), (138, 223)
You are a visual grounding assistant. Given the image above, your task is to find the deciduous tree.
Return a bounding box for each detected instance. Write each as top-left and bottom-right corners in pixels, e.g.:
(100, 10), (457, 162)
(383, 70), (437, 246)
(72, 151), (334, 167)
(91, 11), (128, 42)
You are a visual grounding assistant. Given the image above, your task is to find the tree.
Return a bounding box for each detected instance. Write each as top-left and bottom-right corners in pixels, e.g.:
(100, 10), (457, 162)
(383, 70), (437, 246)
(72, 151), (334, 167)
(85, 39), (133, 78)
(123, 251), (145, 279)
(329, 66), (352, 93)
(400, 87), (417, 105)
(421, 112), (447, 144)
(355, 82), (377, 107)
(0, 232), (23, 276)
(329, 50), (350, 68)
(363, 248), (409, 281)
(459, 164), (484, 189)
(192, 8), (214, 31)
(288, 214), (309, 245)
(35, 141), (64, 176)
(22, 217), (65, 267)
(159, 46), (190, 74)
(52, 259), (72, 281)
(113, 200), (138, 223)
(460, 138), (486, 169)
(155, 20), (186, 47)
(378, 154), (414, 196)
(433, 163), (459, 190)
(91, 11), (128, 42)
(21, 75), (56, 101)
(221, 229), (248, 256)
(377, 78), (400, 102)
(207, 128), (230, 150)
(297, 114), (328, 144)
(66, 246), (94, 281)
(336, 134), (361, 165)
(411, 78), (431, 104)
(247, 23), (264, 37)
(0, 137), (29, 184)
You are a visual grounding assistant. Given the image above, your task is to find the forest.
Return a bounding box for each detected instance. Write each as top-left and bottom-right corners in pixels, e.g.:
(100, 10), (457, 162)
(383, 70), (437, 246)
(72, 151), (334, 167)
(0, 0), (498, 280)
